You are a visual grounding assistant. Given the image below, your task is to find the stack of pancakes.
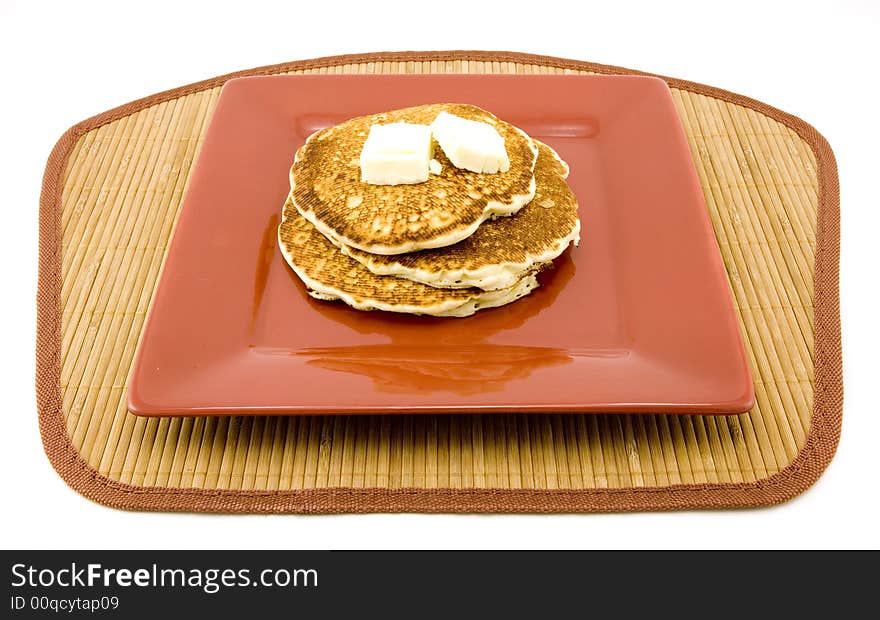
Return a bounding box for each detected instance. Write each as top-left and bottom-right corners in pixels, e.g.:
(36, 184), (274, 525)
(278, 103), (580, 317)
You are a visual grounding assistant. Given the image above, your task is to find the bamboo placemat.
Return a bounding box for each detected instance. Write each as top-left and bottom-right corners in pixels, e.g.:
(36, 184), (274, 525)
(36, 51), (841, 513)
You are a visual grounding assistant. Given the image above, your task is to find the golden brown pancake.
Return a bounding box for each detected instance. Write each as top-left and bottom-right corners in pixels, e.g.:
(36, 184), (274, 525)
(290, 103), (538, 255)
(337, 141), (580, 290)
(277, 196), (539, 317)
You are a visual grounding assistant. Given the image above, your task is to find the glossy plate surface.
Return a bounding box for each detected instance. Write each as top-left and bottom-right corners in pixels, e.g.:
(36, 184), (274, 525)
(128, 74), (754, 416)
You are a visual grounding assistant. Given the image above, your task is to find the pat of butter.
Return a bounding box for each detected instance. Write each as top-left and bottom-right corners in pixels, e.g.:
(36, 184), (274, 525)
(359, 122), (433, 185)
(430, 112), (510, 174)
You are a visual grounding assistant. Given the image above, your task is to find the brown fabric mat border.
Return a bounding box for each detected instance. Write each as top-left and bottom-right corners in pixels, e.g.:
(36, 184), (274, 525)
(36, 51), (842, 513)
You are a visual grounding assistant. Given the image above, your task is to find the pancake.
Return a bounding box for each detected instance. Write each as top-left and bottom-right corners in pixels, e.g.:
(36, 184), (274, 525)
(338, 141), (580, 290)
(290, 103), (538, 255)
(277, 196), (539, 317)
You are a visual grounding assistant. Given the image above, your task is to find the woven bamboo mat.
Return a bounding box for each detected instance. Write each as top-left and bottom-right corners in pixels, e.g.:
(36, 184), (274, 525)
(37, 51), (841, 513)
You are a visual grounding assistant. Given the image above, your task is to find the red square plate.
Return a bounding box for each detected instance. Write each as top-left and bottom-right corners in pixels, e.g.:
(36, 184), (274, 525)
(128, 74), (754, 416)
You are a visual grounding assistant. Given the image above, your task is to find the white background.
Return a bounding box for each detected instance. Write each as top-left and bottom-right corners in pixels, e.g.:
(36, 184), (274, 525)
(1, 0), (878, 550)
